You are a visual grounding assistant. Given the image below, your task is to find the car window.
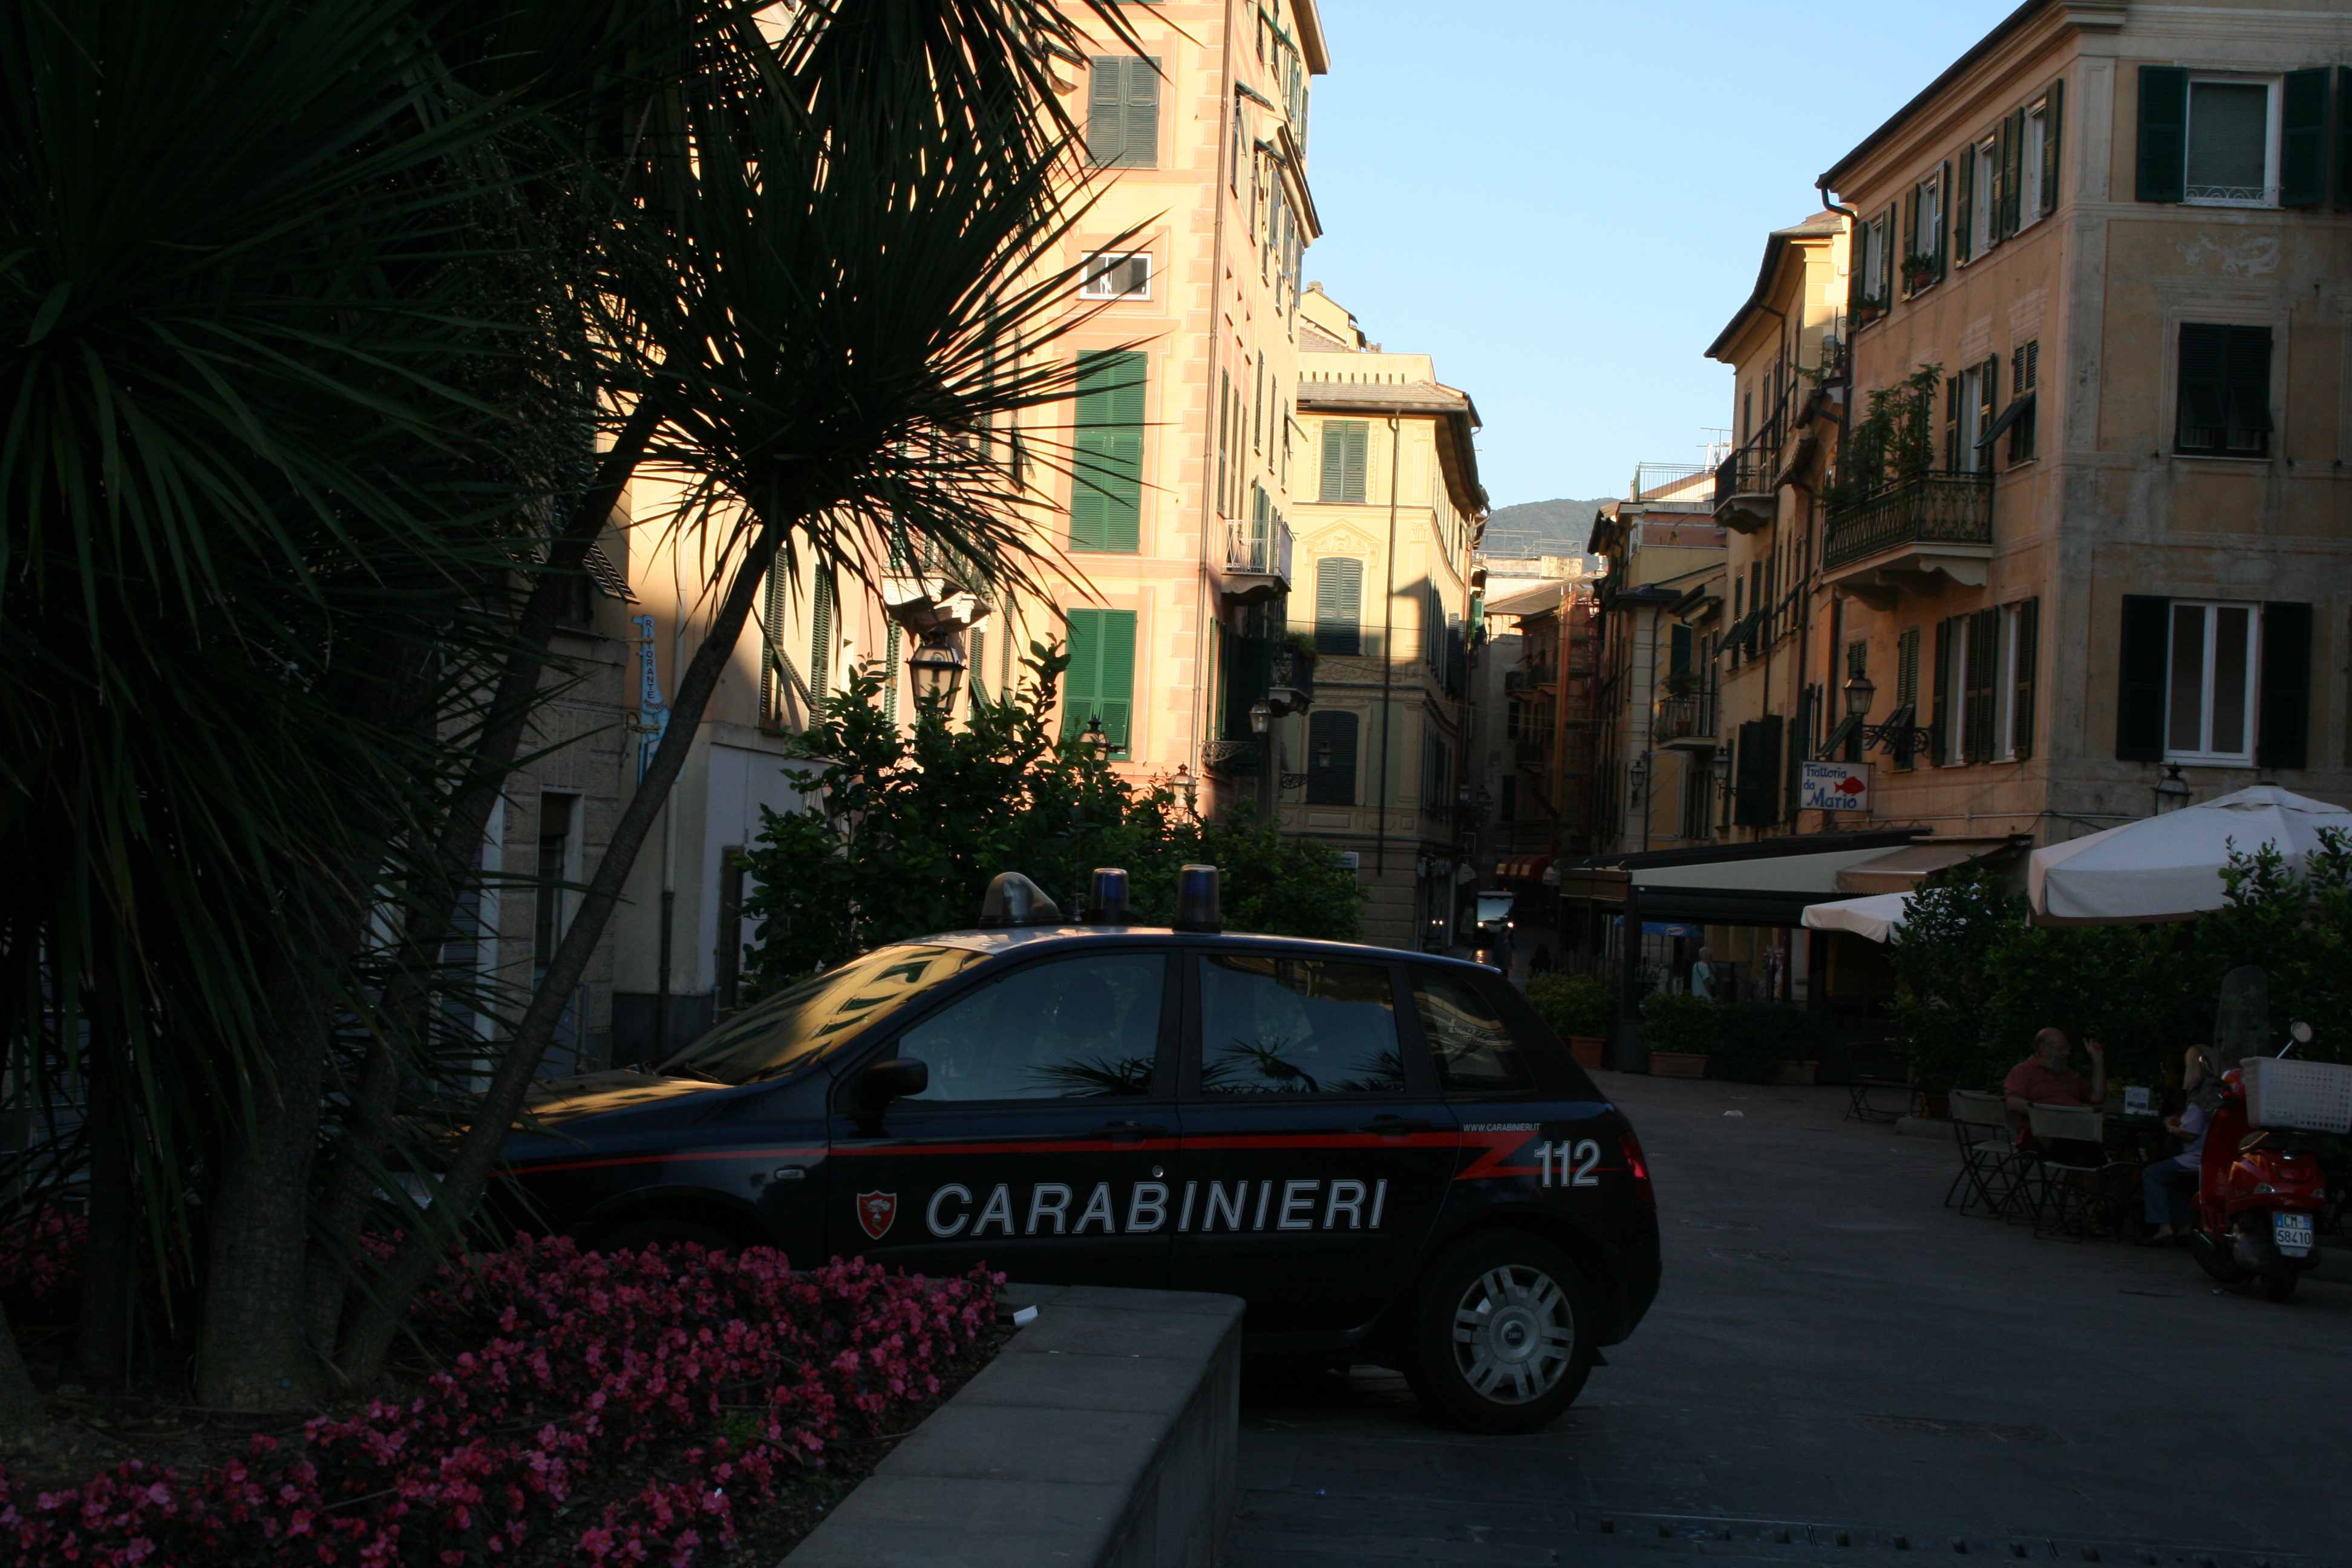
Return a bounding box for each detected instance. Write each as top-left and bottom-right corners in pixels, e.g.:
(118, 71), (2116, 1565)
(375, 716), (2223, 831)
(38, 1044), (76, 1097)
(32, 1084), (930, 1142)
(1197, 953), (1404, 1096)
(897, 953), (1165, 1102)
(662, 944), (992, 1085)
(1413, 971), (1536, 1095)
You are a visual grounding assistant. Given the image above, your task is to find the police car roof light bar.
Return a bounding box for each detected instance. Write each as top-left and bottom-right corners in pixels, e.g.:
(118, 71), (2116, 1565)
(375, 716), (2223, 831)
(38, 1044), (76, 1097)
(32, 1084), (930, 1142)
(1172, 863), (1221, 933)
(1089, 867), (1132, 926)
(979, 871), (1063, 927)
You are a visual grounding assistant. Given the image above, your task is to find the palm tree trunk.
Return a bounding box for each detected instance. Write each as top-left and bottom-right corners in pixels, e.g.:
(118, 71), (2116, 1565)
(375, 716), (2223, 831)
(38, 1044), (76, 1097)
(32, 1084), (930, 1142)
(75, 1042), (134, 1387)
(339, 502), (794, 1384)
(302, 403), (659, 1361)
(0, 1307), (42, 1451)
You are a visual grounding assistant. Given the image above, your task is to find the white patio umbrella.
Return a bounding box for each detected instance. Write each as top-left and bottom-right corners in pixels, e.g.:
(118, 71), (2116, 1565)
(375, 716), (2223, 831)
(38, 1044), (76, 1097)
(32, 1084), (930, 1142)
(1801, 892), (1912, 944)
(2028, 785), (2352, 925)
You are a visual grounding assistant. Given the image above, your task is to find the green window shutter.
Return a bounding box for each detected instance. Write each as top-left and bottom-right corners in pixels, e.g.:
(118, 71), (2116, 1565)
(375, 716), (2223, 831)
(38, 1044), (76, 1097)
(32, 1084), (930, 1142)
(1955, 143), (1975, 263)
(1315, 557), (1363, 655)
(2177, 322), (2227, 452)
(1063, 610), (1100, 741)
(2226, 325), (2273, 455)
(883, 622), (901, 725)
(1987, 117), (2008, 246)
(2255, 602), (2313, 771)
(2116, 595), (2169, 762)
(2280, 68), (2327, 208)
(1306, 711), (1358, 805)
(1321, 420), (1368, 501)
(1086, 57), (1123, 165)
(809, 573), (834, 704)
(1901, 183), (1918, 281)
(2136, 65), (2189, 203)
(2012, 598), (2039, 761)
(1935, 161), (1952, 280)
(2042, 77), (2065, 212)
(967, 625), (988, 711)
(1125, 58), (1159, 169)
(1932, 618), (1952, 765)
(1071, 350), (1143, 552)
(1343, 422), (1368, 500)
(760, 564), (782, 724)
(2339, 68), (2352, 207)
(1670, 623), (1693, 677)
(2002, 108), (2026, 235)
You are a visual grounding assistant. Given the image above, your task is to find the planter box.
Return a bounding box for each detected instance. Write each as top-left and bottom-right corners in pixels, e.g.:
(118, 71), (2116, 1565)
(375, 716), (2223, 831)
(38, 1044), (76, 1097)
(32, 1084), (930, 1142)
(1648, 1051), (1710, 1079)
(1775, 1060), (1820, 1086)
(1568, 1036), (1606, 1071)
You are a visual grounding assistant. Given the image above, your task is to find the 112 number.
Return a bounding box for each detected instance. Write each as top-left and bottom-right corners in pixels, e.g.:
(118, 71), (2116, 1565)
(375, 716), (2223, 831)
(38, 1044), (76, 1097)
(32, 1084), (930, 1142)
(1534, 1139), (1601, 1188)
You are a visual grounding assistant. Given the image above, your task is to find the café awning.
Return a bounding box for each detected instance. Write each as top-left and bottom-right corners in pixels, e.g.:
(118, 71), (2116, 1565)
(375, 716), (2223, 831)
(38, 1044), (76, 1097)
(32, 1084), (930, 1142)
(1834, 837), (2017, 895)
(1802, 892), (1912, 944)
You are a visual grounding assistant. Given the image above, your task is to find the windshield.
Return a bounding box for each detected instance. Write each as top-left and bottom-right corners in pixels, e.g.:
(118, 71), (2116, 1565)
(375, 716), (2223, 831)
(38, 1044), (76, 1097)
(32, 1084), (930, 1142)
(658, 944), (993, 1086)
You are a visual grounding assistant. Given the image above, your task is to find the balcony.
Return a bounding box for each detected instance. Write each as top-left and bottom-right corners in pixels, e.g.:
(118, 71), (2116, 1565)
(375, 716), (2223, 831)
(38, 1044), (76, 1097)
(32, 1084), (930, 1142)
(1820, 468), (1994, 609)
(1652, 689), (1718, 750)
(1711, 442), (1775, 533)
(1217, 512), (1294, 606)
(1267, 641), (1315, 714)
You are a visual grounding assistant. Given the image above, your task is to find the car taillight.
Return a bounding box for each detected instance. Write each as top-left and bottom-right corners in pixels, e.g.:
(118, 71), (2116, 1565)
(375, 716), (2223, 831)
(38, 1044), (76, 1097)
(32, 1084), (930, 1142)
(1621, 1126), (1655, 1209)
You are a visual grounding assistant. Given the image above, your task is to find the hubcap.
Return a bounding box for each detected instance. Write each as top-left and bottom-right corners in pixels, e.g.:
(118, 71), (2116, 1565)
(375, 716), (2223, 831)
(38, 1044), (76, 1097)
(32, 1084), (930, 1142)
(1451, 1263), (1575, 1405)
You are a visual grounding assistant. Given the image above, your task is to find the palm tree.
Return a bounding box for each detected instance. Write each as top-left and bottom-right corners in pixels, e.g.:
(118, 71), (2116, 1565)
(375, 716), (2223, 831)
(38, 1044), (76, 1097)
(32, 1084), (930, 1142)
(2, 0), (1147, 1423)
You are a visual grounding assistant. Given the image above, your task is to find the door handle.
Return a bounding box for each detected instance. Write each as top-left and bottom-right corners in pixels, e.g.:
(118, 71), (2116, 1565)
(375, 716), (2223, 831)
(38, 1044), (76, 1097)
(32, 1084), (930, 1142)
(1093, 1120), (1169, 1144)
(1360, 1116), (1434, 1137)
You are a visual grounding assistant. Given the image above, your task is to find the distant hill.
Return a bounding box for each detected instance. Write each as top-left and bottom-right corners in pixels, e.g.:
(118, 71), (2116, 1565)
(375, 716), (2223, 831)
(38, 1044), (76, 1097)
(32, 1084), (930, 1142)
(1481, 497), (1615, 558)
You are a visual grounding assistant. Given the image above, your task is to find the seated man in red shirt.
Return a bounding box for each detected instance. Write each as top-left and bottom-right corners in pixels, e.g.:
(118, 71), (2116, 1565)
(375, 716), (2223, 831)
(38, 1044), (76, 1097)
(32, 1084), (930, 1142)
(2004, 1027), (2107, 1143)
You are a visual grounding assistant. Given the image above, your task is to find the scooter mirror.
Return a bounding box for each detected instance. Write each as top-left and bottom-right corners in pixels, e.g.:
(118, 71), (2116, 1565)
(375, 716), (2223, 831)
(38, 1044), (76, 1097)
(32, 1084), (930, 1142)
(2289, 1020), (2313, 1045)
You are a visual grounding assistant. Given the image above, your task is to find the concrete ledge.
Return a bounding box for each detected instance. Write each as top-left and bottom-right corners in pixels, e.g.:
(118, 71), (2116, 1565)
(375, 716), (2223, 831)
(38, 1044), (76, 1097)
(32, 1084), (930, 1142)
(786, 1284), (1244, 1568)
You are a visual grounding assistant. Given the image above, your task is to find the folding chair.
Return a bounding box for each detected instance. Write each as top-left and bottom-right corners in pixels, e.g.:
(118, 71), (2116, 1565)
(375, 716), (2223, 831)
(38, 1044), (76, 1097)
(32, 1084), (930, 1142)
(2024, 1104), (2107, 1239)
(1944, 1089), (2022, 1218)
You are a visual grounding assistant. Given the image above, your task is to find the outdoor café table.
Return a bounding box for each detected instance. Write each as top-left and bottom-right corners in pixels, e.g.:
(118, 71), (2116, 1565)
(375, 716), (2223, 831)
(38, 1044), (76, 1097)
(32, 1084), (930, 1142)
(1846, 1077), (1923, 1125)
(2105, 1111), (2172, 1163)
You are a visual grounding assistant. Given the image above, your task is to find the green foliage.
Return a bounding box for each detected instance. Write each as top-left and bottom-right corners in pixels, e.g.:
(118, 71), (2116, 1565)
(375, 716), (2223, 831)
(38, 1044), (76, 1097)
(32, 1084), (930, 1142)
(1889, 836), (2352, 1096)
(1526, 973), (1612, 1039)
(1824, 362), (1941, 513)
(739, 643), (1361, 993)
(1639, 991), (1720, 1057)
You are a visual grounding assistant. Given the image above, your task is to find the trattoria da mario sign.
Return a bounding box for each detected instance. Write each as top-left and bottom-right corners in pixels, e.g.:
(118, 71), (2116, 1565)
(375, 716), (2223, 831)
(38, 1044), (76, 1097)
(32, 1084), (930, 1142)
(1798, 760), (1872, 813)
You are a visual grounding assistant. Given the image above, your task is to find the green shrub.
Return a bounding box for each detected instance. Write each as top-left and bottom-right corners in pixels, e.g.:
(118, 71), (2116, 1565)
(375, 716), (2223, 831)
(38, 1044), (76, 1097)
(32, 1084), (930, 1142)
(1640, 991), (1720, 1056)
(1526, 973), (1612, 1038)
(1713, 1002), (1817, 1084)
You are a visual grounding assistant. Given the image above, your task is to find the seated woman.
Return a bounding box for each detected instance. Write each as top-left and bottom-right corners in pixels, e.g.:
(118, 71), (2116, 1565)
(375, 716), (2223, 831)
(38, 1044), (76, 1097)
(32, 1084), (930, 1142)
(2141, 1044), (2215, 1246)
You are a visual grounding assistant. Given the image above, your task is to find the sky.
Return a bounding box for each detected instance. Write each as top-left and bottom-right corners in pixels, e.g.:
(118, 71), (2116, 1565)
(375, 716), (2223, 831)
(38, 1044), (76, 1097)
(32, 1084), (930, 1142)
(1301, 0), (2022, 508)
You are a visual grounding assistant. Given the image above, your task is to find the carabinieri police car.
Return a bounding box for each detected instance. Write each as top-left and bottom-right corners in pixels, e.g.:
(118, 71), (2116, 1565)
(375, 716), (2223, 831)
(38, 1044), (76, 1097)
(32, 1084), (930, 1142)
(488, 866), (1661, 1432)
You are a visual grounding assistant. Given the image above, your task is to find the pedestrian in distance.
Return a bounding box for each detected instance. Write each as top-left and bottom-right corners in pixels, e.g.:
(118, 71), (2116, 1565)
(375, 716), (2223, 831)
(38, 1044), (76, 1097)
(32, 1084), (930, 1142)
(1688, 946), (1717, 1001)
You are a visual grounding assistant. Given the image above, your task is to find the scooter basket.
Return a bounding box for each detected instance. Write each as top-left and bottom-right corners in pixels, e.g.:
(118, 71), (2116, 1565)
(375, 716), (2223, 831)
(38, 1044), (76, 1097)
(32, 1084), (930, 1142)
(2242, 1056), (2352, 1135)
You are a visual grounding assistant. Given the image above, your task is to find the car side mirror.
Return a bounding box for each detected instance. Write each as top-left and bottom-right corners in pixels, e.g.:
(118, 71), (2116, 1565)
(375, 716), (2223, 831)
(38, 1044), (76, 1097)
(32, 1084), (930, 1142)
(855, 1056), (928, 1120)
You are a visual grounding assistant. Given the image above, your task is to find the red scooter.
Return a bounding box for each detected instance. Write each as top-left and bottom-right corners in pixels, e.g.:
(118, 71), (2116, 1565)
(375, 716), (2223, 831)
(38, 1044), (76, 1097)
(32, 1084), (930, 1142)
(2190, 1021), (2328, 1302)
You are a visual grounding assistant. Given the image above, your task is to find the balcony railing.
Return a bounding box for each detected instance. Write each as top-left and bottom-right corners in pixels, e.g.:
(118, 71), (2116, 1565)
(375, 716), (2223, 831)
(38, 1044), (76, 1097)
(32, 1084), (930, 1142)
(1224, 512), (1295, 586)
(1712, 445), (1772, 510)
(1822, 469), (1993, 572)
(1653, 690), (1717, 745)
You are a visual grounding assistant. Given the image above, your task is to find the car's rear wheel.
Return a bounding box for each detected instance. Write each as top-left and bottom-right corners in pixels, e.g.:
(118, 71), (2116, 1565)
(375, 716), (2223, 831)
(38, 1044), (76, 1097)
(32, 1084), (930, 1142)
(1404, 1232), (1593, 1434)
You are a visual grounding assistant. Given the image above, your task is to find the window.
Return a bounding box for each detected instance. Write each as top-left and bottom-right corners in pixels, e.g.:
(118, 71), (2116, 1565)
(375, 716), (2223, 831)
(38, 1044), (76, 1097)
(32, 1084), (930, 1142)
(532, 792), (578, 971)
(1197, 953), (1404, 1096)
(1306, 710), (1359, 805)
(1318, 420), (1369, 501)
(1935, 602), (2039, 763)
(1947, 358), (1995, 474)
(1894, 627), (1922, 769)
(2019, 102), (2048, 222)
(1915, 171), (1944, 273)
(1860, 211), (1889, 305)
(2119, 597), (2311, 769)
(1071, 350), (1145, 550)
(2175, 324), (2272, 458)
(1079, 251), (1151, 299)
(1061, 607), (1137, 756)
(1413, 973), (1535, 1095)
(2165, 601), (2258, 764)
(1678, 751), (1713, 841)
(663, 945), (991, 1085)
(895, 953), (1163, 1102)
(808, 572), (835, 703)
(2185, 78), (2277, 204)
(1498, 775), (1516, 822)
(1085, 56), (1159, 169)
(1313, 557), (1363, 655)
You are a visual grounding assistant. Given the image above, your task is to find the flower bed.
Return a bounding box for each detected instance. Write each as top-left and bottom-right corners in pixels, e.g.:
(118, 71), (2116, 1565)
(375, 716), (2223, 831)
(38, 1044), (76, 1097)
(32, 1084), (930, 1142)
(2, 1235), (998, 1566)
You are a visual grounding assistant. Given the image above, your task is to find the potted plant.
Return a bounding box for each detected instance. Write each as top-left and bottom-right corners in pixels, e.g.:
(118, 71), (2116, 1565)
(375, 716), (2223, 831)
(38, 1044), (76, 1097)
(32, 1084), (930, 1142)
(1527, 973), (1612, 1071)
(1659, 670), (1699, 700)
(1900, 252), (1938, 294)
(1640, 990), (1719, 1078)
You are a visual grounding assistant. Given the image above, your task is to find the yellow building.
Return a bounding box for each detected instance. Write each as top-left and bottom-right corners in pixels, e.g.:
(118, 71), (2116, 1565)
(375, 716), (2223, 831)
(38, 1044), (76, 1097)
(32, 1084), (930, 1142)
(1277, 286), (1487, 950)
(604, 2), (1334, 1057)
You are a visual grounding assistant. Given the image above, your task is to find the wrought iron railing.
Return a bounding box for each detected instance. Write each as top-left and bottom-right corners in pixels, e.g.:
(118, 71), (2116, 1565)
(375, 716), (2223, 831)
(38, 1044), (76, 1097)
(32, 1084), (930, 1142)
(1653, 690), (1717, 743)
(1821, 469), (1993, 572)
(1224, 512), (1295, 582)
(1712, 445), (1772, 509)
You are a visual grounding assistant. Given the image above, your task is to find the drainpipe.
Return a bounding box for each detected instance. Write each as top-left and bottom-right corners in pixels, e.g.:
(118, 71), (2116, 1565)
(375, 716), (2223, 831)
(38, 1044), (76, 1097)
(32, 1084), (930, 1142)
(1815, 181), (1862, 835)
(1191, 9), (1239, 793)
(1375, 414), (1400, 880)
(1641, 607), (1664, 854)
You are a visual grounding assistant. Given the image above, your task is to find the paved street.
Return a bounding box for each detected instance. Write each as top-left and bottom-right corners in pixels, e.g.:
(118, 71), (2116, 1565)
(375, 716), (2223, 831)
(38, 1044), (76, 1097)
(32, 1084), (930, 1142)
(1228, 1073), (2352, 1567)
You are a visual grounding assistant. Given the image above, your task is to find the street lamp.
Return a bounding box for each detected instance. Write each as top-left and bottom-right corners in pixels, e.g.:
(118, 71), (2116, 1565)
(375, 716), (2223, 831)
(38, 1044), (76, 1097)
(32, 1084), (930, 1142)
(908, 629), (967, 708)
(1079, 716), (1114, 762)
(1628, 753), (1649, 802)
(1842, 669), (1877, 720)
(1711, 743), (1731, 789)
(2153, 762), (2191, 815)
(1249, 699), (1275, 817)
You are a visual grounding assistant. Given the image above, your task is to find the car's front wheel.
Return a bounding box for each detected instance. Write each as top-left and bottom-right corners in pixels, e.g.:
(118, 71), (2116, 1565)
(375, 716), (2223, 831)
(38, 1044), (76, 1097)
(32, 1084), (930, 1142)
(1404, 1231), (1593, 1434)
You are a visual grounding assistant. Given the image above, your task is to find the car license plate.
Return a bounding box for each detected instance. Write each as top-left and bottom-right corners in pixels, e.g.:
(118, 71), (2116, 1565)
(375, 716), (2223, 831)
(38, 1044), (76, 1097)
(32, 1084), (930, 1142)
(2272, 1212), (2314, 1257)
